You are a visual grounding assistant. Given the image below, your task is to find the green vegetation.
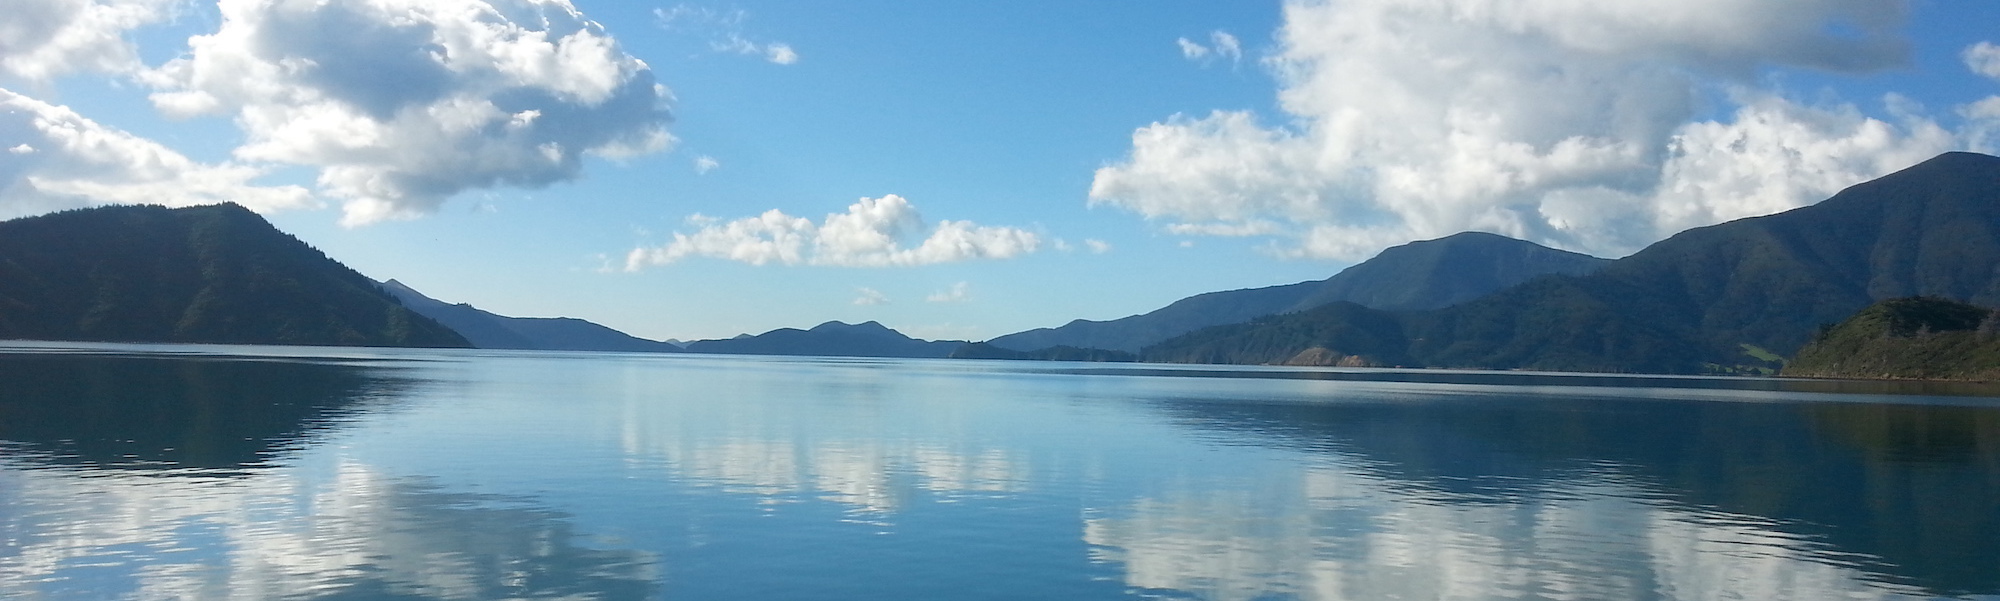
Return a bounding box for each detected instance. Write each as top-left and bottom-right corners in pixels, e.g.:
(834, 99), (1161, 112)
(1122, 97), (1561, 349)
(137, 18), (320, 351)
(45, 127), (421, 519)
(1785, 297), (2000, 381)
(685, 321), (963, 358)
(989, 231), (1607, 353)
(1145, 152), (2000, 374)
(1142, 302), (1413, 366)
(948, 342), (1136, 362)
(0, 203), (469, 348)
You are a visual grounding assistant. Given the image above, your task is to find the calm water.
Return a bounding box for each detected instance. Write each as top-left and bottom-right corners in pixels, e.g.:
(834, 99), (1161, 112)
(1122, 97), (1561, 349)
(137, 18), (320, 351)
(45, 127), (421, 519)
(1, 342), (1998, 601)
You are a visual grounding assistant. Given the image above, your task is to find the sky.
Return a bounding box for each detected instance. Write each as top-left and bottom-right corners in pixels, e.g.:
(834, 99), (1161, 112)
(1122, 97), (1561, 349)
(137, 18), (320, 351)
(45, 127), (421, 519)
(2, 0), (1998, 343)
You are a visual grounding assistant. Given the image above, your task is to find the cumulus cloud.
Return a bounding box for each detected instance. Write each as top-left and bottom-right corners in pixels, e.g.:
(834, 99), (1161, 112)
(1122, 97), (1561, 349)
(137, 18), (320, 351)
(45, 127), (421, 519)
(0, 88), (314, 218)
(1966, 42), (2000, 80)
(926, 282), (971, 304)
(853, 287), (889, 306)
(0, 0), (175, 85)
(625, 194), (1040, 269)
(140, 0), (673, 226)
(1963, 42), (2000, 154)
(1094, 0), (1954, 259)
(694, 155), (720, 174)
(1085, 239), (1112, 254)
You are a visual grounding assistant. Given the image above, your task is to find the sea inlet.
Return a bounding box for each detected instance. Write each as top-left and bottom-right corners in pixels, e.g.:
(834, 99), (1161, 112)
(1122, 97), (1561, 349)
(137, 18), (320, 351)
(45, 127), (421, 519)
(1, 342), (1996, 600)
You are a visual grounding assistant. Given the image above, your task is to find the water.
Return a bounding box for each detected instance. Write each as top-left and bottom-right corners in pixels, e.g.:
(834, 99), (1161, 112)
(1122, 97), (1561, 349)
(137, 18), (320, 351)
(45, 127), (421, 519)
(1, 342), (1997, 600)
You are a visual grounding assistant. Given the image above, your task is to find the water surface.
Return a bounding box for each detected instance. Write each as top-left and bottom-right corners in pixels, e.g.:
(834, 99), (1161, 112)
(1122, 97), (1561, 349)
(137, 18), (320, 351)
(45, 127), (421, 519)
(1, 342), (1996, 600)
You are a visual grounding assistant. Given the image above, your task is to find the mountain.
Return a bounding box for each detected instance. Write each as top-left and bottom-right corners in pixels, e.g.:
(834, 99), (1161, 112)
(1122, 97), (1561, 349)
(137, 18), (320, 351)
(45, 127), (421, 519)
(987, 232), (1608, 353)
(947, 342), (1137, 362)
(1145, 152), (2000, 373)
(1785, 297), (2000, 381)
(685, 321), (964, 358)
(380, 279), (682, 353)
(0, 204), (467, 348)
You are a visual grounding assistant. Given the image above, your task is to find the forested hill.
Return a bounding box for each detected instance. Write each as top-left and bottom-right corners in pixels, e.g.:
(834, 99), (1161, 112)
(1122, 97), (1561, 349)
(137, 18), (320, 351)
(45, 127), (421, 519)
(988, 231), (1607, 353)
(0, 203), (469, 348)
(686, 321), (964, 358)
(381, 279), (682, 353)
(1145, 152), (2000, 373)
(1785, 297), (2000, 381)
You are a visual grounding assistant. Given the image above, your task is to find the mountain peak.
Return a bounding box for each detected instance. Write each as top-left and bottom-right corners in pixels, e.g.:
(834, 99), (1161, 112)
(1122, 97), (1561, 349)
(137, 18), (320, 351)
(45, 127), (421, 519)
(809, 320), (902, 338)
(686, 320), (957, 358)
(0, 204), (468, 347)
(1916, 150), (2000, 170)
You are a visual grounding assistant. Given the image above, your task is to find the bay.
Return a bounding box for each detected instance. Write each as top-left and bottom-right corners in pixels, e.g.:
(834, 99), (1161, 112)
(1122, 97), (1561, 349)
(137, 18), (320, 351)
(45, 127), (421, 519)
(1, 342), (1996, 600)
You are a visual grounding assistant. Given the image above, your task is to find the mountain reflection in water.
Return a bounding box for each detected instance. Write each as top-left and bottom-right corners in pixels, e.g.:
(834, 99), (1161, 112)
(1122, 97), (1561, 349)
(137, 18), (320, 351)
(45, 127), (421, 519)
(1125, 393), (2000, 598)
(0, 352), (409, 470)
(0, 344), (1996, 600)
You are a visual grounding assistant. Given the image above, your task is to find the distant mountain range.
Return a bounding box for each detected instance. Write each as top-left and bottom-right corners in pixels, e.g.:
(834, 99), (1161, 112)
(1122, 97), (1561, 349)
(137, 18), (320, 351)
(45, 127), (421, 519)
(9, 152), (2000, 377)
(987, 232), (1607, 353)
(685, 321), (964, 358)
(1144, 152), (2000, 374)
(0, 204), (466, 348)
(382, 280), (965, 358)
(380, 279), (684, 353)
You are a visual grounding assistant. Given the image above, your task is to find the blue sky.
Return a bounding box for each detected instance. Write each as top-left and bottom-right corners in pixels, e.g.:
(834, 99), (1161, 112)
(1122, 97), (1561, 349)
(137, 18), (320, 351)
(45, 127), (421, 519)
(3, 0), (1998, 342)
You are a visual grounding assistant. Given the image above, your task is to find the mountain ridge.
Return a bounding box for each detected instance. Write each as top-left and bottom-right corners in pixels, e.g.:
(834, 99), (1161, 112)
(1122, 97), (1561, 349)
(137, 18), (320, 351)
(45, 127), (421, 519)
(0, 203), (468, 348)
(379, 279), (683, 353)
(686, 321), (965, 358)
(1144, 151), (2000, 373)
(988, 231), (1608, 353)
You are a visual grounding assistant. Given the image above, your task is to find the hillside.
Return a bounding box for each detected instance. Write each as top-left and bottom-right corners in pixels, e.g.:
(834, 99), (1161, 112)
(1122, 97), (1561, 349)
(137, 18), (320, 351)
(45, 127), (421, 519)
(685, 321), (964, 358)
(947, 342), (1137, 362)
(1145, 152), (2000, 373)
(1785, 297), (2000, 381)
(381, 280), (682, 353)
(989, 232), (1606, 353)
(0, 204), (468, 348)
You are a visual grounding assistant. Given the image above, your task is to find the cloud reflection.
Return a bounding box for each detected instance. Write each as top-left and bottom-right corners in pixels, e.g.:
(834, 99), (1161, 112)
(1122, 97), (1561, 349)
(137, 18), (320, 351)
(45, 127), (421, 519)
(0, 461), (657, 600)
(1085, 458), (1938, 601)
(611, 370), (1032, 516)
(635, 435), (1029, 514)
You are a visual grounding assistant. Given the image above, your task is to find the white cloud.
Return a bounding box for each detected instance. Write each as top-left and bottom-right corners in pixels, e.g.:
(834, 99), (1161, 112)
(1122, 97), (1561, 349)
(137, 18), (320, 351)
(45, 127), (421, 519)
(765, 43), (798, 65)
(1177, 37), (1209, 60)
(1210, 31), (1241, 63)
(0, 0), (175, 85)
(1085, 239), (1112, 254)
(1963, 96), (2000, 154)
(655, 4), (797, 65)
(1177, 31), (1241, 65)
(140, 0), (674, 226)
(625, 194), (1040, 269)
(1967, 42), (2000, 80)
(1096, 0), (1945, 259)
(694, 155), (720, 174)
(853, 287), (889, 305)
(926, 281), (971, 304)
(0, 88), (314, 218)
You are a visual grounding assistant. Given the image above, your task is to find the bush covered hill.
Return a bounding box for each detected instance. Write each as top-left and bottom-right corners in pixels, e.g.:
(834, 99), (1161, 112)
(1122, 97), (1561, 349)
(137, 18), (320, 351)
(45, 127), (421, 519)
(989, 231), (1607, 354)
(1144, 152), (2000, 373)
(686, 321), (964, 358)
(947, 342), (1137, 362)
(380, 279), (683, 352)
(0, 204), (469, 348)
(1785, 297), (2000, 381)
